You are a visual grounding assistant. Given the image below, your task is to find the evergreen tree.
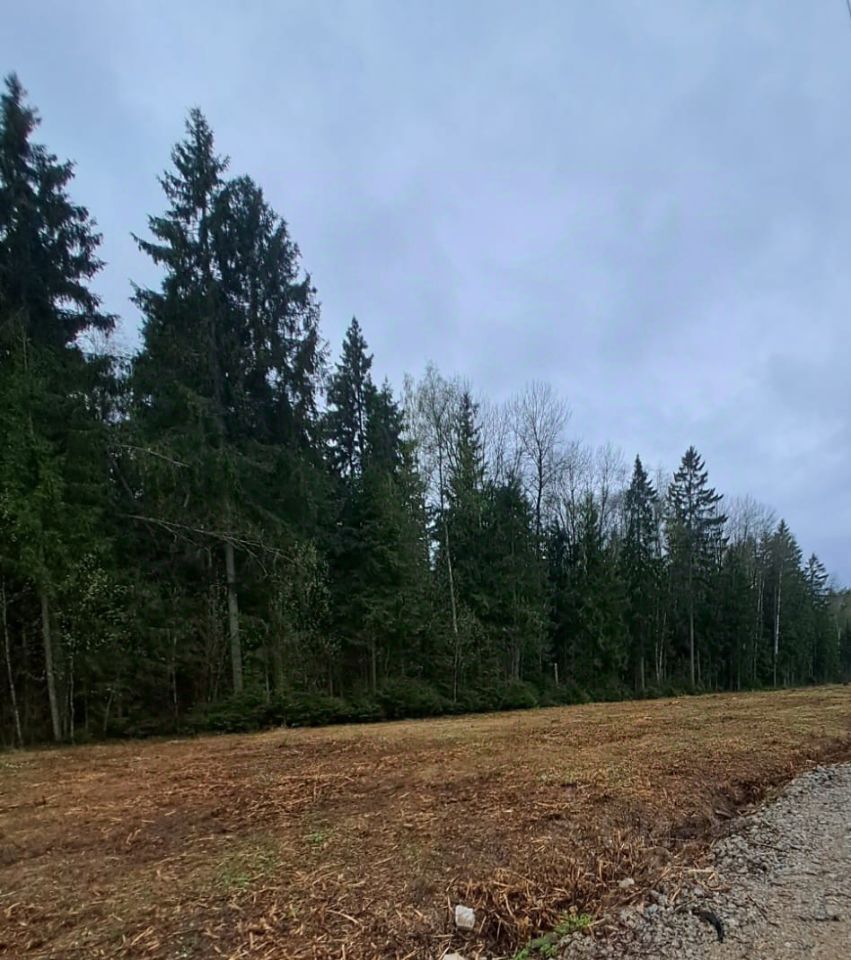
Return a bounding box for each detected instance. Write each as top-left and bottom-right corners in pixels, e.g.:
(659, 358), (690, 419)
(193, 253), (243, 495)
(0, 74), (115, 741)
(325, 317), (372, 480)
(805, 553), (835, 683)
(131, 110), (323, 697)
(445, 391), (487, 601)
(666, 446), (726, 688)
(484, 473), (547, 682)
(568, 493), (627, 688)
(767, 520), (803, 686)
(325, 321), (431, 693)
(621, 456), (658, 691)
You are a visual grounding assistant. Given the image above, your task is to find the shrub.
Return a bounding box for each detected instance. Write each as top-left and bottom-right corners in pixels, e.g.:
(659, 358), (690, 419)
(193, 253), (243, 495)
(186, 693), (269, 734)
(376, 678), (451, 719)
(278, 693), (349, 727)
(588, 682), (630, 703)
(492, 679), (539, 711)
(345, 696), (385, 723)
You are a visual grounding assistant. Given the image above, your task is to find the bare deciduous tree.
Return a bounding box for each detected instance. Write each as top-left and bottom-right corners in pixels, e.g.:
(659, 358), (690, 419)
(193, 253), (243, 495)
(510, 381), (571, 545)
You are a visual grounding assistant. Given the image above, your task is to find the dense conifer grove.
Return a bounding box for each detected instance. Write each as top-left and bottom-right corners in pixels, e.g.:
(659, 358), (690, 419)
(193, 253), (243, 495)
(2, 77), (850, 746)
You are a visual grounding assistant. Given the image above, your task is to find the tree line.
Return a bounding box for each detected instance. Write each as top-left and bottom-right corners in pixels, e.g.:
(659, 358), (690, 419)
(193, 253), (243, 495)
(2, 76), (849, 746)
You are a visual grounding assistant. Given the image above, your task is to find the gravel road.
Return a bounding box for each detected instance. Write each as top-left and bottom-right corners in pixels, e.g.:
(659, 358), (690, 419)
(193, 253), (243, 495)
(560, 763), (851, 960)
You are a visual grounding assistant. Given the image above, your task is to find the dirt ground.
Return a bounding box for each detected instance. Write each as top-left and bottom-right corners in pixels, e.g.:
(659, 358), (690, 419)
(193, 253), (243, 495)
(2, 687), (850, 960)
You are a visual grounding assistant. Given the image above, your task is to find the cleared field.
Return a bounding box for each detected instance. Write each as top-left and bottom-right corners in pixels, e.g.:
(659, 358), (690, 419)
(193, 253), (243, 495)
(2, 688), (851, 960)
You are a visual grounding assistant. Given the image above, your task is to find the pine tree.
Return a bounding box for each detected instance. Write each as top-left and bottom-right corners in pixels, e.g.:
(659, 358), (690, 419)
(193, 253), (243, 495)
(0, 74), (114, 741)
(666, 446), (726, 688)
(443, 391), (490, 690)
(325, 321), (430, 693)
(485, 473), (547, 682)
(621, 456), (658, 691)
(568, 493), (627, 687)
(131, 110), (323, 697)
(325, 317), (373, 480)
(767, 520), (802, 686)
(805, 553), (835, 682)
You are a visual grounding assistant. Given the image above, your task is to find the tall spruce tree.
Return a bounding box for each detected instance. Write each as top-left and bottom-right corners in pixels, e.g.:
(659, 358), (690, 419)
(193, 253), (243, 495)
(325, 317), (372, 480)
(131, 110), (322, 696)
(325, 321), (430, 692)
(485, 472), (547, 682)
(666, 446), (726, 687)
(767, 520), (802, 686)
(621, 456), (658, 691)
(0, 74), (114, 741)
(805, 553), (835, 682)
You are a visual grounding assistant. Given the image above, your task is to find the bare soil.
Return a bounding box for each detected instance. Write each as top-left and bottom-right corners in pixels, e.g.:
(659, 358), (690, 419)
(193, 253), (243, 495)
(1, 687), (850, 959)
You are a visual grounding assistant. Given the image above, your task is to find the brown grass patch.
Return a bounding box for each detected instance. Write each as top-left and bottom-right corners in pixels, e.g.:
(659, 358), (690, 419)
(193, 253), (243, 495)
(1, 687), (850, 959)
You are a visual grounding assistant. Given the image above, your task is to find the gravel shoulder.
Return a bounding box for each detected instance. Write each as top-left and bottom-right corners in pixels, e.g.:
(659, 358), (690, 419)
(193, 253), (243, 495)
(561, 763), (851, 960)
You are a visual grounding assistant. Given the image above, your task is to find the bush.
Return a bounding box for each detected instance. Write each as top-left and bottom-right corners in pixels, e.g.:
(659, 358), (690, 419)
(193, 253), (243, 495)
(186, 693), (269, 734)
(276, 693), (349, 727)
(345, 696), (385, 723)
(452, 688), (490, 714)
(491, 679), (539, 711)
(376, 678), (451, 719)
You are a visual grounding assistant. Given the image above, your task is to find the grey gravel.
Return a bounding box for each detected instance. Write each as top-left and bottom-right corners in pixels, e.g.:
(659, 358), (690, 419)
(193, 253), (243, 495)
(559, 763), (851, 959)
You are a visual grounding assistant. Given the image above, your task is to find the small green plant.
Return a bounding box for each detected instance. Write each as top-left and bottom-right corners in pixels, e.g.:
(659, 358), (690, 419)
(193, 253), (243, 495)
(554, 913), (592, 936)
(305, 829), (328, 847)
(213, 837), (279, 892)
(512, 935), (556, 960)
(513, 914), (593, 960)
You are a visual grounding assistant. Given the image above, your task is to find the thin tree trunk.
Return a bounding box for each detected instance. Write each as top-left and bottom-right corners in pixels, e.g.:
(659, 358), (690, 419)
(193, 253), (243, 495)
(67, 650), (75, 744)
(171, 631), (179, 723)
(224, 540), (243, 694)
(369, 638), (377, 693)
(40, 589), (62, 742)
(445, 527), (460, 699)
(1, 580), (23, 748)
(688, 599), (696, 688)
(271, 630), (285, 695)
(102, 685), (115, 737)
(438, 450), (460, 701)
(773, 569), (782, 687)
(753, 568), (764, 685)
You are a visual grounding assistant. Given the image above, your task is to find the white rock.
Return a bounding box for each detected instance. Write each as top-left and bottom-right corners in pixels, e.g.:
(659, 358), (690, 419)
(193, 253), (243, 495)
(454, 904), (476, 930)
(618, 877), (636, 889)
(443, 953), (468, 960)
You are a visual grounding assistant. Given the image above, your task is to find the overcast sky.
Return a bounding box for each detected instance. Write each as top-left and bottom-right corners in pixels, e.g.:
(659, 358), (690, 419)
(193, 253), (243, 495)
(2, 2), (850, 581)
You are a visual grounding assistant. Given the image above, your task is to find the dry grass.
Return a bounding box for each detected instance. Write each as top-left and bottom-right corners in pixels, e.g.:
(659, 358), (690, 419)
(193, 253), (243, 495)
(2, 687), (851, 959)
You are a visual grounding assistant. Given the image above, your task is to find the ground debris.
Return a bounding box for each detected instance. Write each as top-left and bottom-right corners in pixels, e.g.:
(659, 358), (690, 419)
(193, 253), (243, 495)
(559, 762), (851, 959)
(1, 687), (850, 959)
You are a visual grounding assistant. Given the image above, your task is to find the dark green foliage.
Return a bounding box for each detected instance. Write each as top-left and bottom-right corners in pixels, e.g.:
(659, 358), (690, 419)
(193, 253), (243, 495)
(667, 446), (727, 687)
(621, 456), (661, 691)
(0, 74), (113, 353)
(491, 679), (540, 710)
(377, 678), (451, 719)
(0, 84), (844, 747)
(0, 74), (117, 744)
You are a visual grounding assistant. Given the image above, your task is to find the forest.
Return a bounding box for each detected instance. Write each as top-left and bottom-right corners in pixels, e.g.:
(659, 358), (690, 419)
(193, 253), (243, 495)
(1, 74), (850, 747)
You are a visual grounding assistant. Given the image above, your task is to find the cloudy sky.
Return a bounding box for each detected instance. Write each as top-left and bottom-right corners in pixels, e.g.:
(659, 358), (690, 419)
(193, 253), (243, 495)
(3, 2), (850, 580)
